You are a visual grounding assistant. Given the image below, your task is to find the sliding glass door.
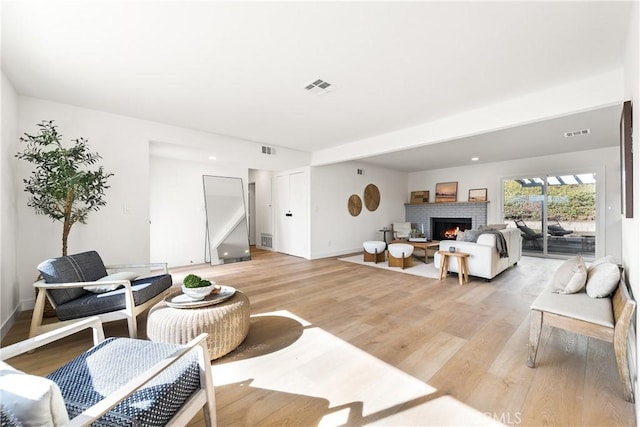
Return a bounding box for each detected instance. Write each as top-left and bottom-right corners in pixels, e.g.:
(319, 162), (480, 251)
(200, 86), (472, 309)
(503, 173), (597, 259)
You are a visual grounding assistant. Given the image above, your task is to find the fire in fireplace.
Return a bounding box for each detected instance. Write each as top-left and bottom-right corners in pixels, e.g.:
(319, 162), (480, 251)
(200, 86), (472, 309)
(431, 217), (473, 240)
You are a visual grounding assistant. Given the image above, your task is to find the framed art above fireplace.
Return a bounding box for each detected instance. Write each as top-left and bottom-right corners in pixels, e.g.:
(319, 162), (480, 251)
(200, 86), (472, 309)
(468, 188), (487, 202)
(435, 182), (458, 203)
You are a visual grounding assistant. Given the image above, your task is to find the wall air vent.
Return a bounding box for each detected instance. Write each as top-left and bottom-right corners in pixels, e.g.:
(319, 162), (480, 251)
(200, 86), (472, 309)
(261, 146), (276, 155)
(564, 129), (591, 138)
(357, 168), (364, 175)
(260, 233), (273, 248)
(304, 78), (333, 94)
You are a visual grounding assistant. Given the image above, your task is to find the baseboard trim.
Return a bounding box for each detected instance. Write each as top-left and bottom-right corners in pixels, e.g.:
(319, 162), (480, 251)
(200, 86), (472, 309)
(0, 304), (21, 340)
(311, 247), (362, 260)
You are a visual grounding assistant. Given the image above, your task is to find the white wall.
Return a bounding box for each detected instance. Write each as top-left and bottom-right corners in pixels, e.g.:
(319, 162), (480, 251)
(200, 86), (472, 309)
(621, 0), (639, 419)
(1, 72), (20, 338)
(310, 162), (407, 259)
(408, 147), (622, 260)
(15, 96), (309, 310)
(149, 155), (248, 267)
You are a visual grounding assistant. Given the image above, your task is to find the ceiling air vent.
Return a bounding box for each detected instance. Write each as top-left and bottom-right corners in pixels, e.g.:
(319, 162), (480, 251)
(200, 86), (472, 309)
(261, 146), (276, 155)
(304, 78), (333, 94)
(564, 129), (591, 138)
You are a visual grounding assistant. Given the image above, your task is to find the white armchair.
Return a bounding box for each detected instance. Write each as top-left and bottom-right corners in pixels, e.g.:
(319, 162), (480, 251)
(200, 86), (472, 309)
(392, 222), (412, 239)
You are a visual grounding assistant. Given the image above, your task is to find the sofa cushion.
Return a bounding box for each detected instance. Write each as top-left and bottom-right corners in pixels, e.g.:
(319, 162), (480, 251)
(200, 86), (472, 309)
(476, 234), (495, 245)
(0, 361), (70, 426)
(463, 229), (480, 242)
(47, 337), (200, 426)
(531, 287), (614, 328)
(480, 224), (507, 231)
(586, 262), (620, 298)
(55, 274), (172, 320)
(549, 255), (587, 294)
(38, 251), (108, 305)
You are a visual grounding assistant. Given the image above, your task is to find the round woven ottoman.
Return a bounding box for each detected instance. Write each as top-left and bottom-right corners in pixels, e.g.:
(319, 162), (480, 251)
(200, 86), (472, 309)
(147, 290), (250, 360)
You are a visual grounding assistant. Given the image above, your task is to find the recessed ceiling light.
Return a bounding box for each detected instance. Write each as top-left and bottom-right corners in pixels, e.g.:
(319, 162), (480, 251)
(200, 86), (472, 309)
(471, 157), (479, 161)
(208, 156), (217, 160)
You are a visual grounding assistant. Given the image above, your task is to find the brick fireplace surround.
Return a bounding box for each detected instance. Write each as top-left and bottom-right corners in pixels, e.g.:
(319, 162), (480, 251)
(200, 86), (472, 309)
(404, 202), (488, 240)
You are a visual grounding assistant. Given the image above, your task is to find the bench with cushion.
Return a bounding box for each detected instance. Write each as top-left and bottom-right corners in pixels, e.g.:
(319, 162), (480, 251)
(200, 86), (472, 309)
(527, 256), (635, 402)
(31, 251), (172, 338)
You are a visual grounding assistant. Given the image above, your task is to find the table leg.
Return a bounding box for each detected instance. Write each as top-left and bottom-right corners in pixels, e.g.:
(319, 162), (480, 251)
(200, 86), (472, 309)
(456, 257), (464, 285)
(455, 257), (469, 285)
(438, 254), (447, 280)
(462, 258), (469, 283)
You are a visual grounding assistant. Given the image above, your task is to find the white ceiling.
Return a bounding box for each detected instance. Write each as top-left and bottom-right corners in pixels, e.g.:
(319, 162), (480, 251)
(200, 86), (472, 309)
(1, 1), (632, 171)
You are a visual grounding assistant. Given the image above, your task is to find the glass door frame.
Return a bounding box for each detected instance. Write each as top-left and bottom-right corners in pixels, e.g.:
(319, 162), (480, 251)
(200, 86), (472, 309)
(499, 167), (605, 260)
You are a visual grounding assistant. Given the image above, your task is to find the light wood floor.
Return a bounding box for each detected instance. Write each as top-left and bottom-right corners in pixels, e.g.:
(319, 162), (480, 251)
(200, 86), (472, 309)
(2, 249), (635, 426)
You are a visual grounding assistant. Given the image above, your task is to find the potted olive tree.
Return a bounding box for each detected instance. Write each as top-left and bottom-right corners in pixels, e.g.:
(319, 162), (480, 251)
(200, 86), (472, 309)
(16, 120), (113, 256)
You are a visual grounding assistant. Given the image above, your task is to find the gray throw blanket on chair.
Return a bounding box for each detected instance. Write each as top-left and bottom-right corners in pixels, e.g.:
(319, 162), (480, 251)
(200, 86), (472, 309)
(480, 230), (509, 258)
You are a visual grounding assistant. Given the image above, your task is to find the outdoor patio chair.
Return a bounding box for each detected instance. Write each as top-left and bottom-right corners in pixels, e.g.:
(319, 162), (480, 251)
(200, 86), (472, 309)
(547, 219), (574, 236)
(514, 219), (543, 249)
(0, 317), (216, 426)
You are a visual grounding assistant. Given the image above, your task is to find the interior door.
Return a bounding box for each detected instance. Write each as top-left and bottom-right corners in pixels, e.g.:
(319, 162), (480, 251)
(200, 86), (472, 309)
(276, 174), (293, 255)
(287, 172), (307, 257)
(276, 172), (308, 258)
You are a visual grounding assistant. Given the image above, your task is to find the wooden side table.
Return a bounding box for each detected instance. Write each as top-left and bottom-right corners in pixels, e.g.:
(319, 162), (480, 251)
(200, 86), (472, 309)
(437, 250), (470, 285)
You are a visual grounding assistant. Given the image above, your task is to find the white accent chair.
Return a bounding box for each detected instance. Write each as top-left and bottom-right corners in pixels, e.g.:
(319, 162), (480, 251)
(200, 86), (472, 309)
(363, 241), (386, 263)
(388, 243), (414, 269)
(392, 222), (412, 240)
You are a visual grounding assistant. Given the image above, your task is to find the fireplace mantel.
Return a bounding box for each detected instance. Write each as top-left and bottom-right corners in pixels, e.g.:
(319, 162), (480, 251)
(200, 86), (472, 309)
(404, 201), (489, 206)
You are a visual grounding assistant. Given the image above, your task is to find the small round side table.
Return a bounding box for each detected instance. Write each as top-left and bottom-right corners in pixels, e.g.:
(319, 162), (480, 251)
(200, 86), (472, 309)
(147, 289), (250, 360)
(437, 250), (470, 285)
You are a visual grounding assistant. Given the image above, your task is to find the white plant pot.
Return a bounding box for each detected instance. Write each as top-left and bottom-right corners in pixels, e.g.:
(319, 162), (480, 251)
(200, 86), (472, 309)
(181, 284), (215, 301)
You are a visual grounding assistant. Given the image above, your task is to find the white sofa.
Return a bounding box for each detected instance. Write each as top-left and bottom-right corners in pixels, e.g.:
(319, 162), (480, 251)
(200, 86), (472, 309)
(434, 228), (522, 280)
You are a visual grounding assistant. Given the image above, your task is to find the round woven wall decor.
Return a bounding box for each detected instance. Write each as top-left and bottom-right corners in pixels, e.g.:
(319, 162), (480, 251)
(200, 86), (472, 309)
(364, 184), (380, 211)
(348, 194), (362, 216)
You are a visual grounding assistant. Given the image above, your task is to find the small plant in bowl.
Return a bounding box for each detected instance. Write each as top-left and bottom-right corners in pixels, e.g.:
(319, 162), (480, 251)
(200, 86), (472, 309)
(181, 274), (216, 300)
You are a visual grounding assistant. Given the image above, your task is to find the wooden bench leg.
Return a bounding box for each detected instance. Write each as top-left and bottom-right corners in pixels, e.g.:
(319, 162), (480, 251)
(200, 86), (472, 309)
(614, 332), (635, 402)
(527, 309), (543, 368)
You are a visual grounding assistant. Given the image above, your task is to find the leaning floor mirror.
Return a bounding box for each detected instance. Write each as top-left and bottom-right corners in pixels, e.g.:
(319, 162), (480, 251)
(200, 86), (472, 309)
(203, 175), (251, 265)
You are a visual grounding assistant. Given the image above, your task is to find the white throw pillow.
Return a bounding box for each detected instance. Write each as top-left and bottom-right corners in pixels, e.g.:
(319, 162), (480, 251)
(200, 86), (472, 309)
(587, 256), (615, 273)
(551, 255), (587, 294)
(84, 271), (139, 293)
(586, 262), (620, 298)
(0, 361), (70, 426)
